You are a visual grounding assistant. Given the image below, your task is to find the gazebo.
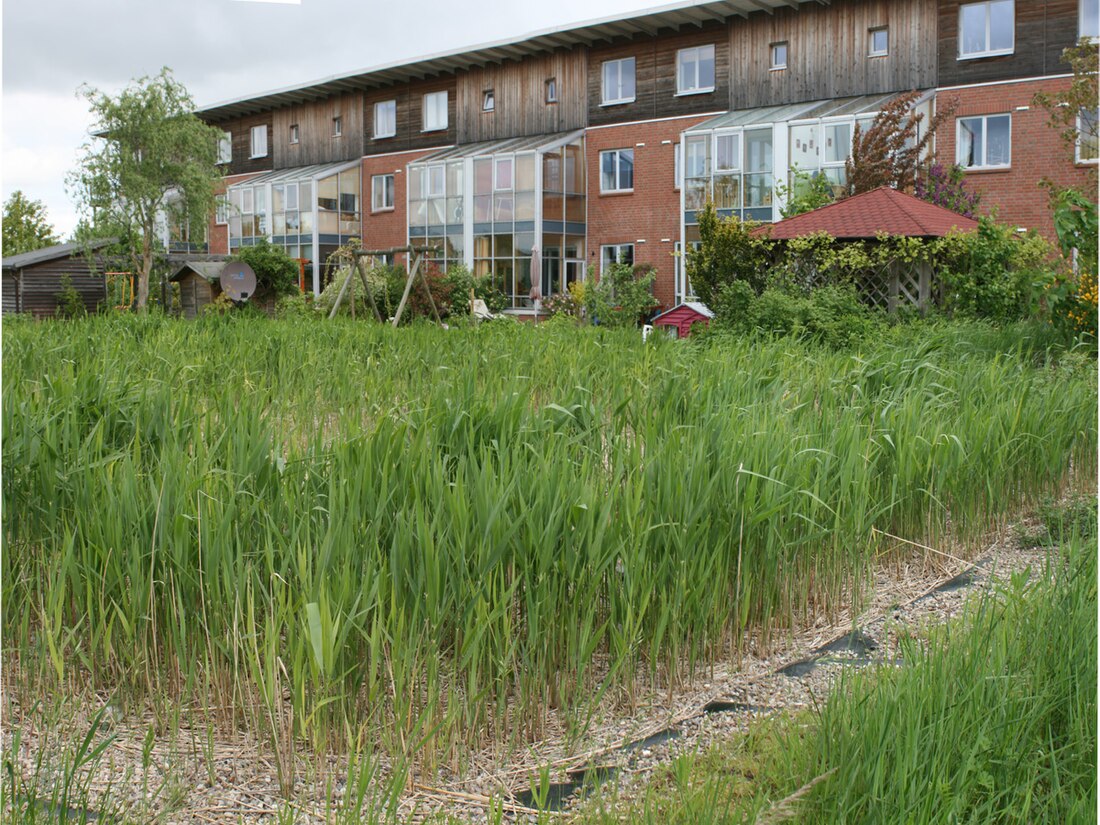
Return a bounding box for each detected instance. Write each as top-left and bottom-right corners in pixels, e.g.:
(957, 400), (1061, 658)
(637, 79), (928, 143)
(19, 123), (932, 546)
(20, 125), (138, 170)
(760, 187), (978, 312)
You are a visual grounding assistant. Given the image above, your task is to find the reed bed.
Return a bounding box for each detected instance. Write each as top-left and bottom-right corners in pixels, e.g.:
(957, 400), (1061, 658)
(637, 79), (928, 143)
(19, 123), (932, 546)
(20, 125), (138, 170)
(2, 315), (1095, 768)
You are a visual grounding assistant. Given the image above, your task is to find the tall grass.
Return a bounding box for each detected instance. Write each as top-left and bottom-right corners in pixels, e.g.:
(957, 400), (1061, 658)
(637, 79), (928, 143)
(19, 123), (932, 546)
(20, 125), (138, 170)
(3, 315), (1095, 768)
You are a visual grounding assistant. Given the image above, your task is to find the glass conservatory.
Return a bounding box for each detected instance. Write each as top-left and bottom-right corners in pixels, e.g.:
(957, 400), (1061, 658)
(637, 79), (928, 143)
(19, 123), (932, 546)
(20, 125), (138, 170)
(676, 92), (932, 303)
(407, 131), (586, 311)
(226, 160), (362, 293)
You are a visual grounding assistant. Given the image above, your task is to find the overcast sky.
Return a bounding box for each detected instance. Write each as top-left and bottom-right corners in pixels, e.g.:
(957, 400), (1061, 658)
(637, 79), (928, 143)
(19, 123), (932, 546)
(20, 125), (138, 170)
(2, 0), (645, 240)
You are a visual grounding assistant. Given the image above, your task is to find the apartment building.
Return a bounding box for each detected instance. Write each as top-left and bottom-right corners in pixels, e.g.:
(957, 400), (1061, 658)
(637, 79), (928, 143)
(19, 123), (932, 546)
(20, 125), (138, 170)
(198, 0), (1098, 311)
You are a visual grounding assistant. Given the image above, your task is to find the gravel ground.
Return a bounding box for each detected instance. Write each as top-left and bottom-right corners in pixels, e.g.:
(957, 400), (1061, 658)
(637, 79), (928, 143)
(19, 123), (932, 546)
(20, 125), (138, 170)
(0, 518), (1064, 824)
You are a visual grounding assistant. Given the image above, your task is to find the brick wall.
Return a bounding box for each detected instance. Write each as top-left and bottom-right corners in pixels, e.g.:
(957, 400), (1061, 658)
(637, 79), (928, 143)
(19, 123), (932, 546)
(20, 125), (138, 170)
(936, 77), (1095, 240)
(585, 115), (711, 310)
(361, 148), (438, 267)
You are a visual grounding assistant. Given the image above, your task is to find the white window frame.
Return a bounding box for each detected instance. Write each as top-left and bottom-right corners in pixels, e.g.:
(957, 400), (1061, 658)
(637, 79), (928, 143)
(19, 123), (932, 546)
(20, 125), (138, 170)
(374, 100), (396, 139)
(958, 0), (1015, 59)
(545, 78), (558, 104)
(600, 148), (634, 193)
(483, 90), (495, 112)
(956, 114), (1012, 169)
(674, 143), (682, 189)
(676, 45), (716, 95)
(601, 57), (636, 106)
(217, 131), (232, 165)
(600, 243), (634, 274)
(215, 194), (229, 225)
(423, 91), (448, 132)
(250, 125), (267, 159)
(289, 124), (299, 145)
(424, 163), (445, 198)
(868, 26), (889, 57)
(770, 41), (788, 70)
(1082, 0), (1099, 40)
(494, 156), (513, 191)
(372, 173), (395, 211)
(1076, 108), (1099, 164)
(714, 130), (741, 173)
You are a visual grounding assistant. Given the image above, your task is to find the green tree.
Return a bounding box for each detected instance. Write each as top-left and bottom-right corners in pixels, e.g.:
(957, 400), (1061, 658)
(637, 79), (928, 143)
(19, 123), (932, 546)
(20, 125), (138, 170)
(684, 203), (773, 305)
(2, 190), (59, 256)
(234, 240), (300, 298)
(69, 68), (222, 311)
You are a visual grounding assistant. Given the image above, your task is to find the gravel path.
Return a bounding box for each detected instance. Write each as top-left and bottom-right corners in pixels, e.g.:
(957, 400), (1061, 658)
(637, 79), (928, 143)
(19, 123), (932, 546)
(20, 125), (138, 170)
(1, 517), (1061, 824)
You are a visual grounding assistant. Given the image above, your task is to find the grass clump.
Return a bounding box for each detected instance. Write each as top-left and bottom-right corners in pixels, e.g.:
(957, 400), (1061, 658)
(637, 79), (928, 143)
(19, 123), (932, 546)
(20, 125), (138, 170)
(577, 537), (1097, 824)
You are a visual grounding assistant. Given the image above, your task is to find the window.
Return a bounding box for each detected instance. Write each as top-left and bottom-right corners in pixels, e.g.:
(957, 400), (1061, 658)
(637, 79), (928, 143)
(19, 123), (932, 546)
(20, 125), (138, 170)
(957, 114), (1011, 168)
(771, 41), (788, 70)
(1082, 0), (1099, 39)
(958, 0), (1014, 58)
(674, 143), (682, 189)
(372, 174), (395, 211)
(289, 124), (299, 145)
(423, 91), (448, 131)
(494, 156), (513, 190)
(600, 243), (634, 273)
(250, 125), (267, 159)
(600, 149), (634, 192)
(215, 194), (229, 225)
(869, 27), (889, 57)
(601, 57), (636, 105)
(374, 100), (396, 138)
(217, 131), (231, 165)
(677, 45), (715, 94)
(332, 116), (343, 137)
(545, 78), (558, 104)
(425, 164), (445, 197)
(1078, 108), (1099, 163)
(714, 132), (740, 172)
(482, 90), (495, 112)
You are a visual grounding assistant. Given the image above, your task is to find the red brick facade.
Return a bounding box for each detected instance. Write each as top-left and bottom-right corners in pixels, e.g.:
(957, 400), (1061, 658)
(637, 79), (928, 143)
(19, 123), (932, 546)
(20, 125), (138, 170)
(360, 148), (439, 267)
(585, 115), (712, 309)
(936, 76), (1095, 239)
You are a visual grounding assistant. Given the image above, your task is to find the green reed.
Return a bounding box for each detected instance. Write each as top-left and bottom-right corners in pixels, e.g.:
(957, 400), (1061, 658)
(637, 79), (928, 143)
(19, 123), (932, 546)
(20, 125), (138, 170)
(3, 314), (1094, 769)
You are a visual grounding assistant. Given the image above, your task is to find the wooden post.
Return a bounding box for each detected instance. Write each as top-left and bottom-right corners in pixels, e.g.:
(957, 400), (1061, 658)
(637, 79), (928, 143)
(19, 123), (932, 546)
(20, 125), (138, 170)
(918, 260), (932, 317)
(391, 252), (421, 327)
(887, 260), (899, 315)
(355, 257), (384, 322)
(327, 265), (355, 320)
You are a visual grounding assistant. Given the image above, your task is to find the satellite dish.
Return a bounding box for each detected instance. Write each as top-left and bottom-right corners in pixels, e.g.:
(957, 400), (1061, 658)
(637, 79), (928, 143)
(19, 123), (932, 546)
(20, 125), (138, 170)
(220, 261), (257, 302)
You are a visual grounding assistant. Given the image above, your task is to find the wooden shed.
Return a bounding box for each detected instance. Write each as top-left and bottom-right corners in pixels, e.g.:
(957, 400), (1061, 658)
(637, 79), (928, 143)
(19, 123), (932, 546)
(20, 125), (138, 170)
(2, 240), (111, 318)
(170, 260), (278, 318)
(170, 262), (225, 318)
(652, 301), (714, 338)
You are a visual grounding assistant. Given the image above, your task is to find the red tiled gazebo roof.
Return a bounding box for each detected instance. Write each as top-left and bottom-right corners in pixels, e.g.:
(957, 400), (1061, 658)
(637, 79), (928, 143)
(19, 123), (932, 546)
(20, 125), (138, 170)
(760, 186), (979, 240)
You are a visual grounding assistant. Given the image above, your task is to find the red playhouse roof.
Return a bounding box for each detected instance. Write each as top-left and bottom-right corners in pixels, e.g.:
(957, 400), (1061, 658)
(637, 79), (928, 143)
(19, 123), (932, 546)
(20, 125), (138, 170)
(760, 186), (979, 240)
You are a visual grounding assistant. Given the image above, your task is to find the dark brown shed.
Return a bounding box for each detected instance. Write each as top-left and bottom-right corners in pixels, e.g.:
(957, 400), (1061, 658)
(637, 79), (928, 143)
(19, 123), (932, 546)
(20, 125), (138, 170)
(2, 240), (112, 318)
(170, 261), (225, 318)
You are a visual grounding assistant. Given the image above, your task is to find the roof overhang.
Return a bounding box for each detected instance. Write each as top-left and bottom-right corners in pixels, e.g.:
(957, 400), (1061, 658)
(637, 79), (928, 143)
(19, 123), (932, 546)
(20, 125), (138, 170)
(196, 0), (824, 121)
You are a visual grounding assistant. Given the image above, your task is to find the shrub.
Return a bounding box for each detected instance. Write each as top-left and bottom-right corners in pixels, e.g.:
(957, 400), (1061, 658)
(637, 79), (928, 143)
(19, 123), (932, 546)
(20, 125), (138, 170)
(937, 218), (1060, 323)
(686, 203), (773, 303)
(441, 264), (509, 315)
(55, 274), (86, 319)
(914, 162), (981, 218)
(233, 239), (300, 298)
(584, 262), (659, 327)
(275, 291), (317, 319)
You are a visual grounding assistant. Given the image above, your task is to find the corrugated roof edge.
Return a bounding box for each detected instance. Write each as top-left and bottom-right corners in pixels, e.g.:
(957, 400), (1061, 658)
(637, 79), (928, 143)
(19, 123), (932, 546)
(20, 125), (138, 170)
(2, 238), (115, 270)
(195, 0), (815, 120)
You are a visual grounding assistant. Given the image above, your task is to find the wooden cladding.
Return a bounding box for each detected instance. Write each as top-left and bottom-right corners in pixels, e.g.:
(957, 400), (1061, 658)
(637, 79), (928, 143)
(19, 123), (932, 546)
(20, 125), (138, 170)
(217, 113), (274, 176)
(937, 0), (1080, 87)
(274, 93), (363, 167)
(455, 49), (587, 142)
(363, 78), (457, 156)
(587, 22), (730, 128)
(730, 0), (937, 109)
(4, 260), (106, 318)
